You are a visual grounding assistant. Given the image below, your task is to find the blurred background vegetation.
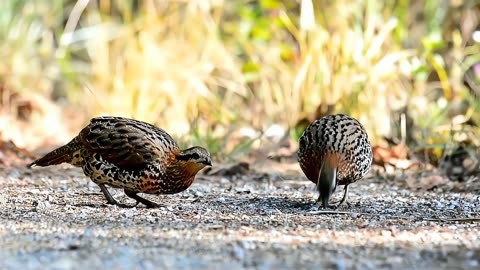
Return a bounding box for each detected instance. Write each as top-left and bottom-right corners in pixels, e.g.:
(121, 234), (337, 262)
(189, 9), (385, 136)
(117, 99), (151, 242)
(0, 0), (479, 163)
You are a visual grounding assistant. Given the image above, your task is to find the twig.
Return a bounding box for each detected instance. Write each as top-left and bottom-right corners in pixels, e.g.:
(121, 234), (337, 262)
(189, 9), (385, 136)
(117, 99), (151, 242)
(307, 211), (480, 223)
(307, 210), (371, 215)
(419, 217), (480, 223)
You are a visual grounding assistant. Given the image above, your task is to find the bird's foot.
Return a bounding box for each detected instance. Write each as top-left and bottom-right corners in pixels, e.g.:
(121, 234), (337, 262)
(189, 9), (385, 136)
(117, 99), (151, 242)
(124, 189), (160, 208)
(141, 200), (160, 208)
(332, 200), (351, 209)
(315, 201), (335, 210)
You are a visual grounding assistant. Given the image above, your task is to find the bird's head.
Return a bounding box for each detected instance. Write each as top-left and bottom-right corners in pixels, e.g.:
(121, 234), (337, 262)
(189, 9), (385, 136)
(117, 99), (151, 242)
(176, 146), (212, 175)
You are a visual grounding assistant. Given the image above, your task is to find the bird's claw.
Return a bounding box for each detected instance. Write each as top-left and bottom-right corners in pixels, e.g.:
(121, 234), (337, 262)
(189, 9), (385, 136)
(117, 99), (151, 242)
(315, 201), (335, 210)
(143, 201), (160, 208)
(333, 200), (351, 209)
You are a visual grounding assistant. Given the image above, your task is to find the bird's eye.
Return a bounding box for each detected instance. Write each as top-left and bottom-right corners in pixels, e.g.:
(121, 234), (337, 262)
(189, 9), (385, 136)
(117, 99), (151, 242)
(190, 153), (200, 160)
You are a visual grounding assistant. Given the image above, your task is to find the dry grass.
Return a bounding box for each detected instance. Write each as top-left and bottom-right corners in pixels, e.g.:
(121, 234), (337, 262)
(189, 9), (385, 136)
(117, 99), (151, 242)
(0, 0), (478, 158)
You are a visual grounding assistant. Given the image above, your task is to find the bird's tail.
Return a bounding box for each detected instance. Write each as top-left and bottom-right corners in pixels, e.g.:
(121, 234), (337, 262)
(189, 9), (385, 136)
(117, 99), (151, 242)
(28, 138), (80, 168)
(317, 152), (340, 207)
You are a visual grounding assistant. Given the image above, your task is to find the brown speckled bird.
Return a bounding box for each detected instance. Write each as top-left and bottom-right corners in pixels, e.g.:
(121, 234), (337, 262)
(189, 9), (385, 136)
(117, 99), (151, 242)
(29, 116), (212, 208)
(297, 114), (372, 208)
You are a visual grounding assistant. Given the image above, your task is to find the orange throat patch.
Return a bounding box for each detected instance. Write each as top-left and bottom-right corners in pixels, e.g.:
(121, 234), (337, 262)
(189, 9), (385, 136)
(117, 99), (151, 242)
(183, 162), (206, 176)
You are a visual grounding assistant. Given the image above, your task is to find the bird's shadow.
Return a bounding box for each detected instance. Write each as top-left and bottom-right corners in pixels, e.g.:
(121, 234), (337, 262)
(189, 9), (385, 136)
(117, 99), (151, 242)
(51, 192), (318, 212)
(237, 196), (316, 214)
(50, 201), (111, 208)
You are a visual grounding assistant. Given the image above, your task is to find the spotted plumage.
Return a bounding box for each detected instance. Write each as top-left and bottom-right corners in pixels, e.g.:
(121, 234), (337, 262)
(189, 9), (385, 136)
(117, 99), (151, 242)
(29, 116), (212, 208)
(297, 114), (372, 208)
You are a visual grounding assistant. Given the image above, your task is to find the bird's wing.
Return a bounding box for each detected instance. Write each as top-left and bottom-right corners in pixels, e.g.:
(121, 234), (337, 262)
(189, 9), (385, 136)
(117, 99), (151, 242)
(78, 116), (179, 170)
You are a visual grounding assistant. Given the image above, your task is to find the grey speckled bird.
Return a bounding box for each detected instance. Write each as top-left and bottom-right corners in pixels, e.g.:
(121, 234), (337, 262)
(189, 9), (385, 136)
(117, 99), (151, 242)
(29, 116), (212, 208)
(297, 114), (372, 208)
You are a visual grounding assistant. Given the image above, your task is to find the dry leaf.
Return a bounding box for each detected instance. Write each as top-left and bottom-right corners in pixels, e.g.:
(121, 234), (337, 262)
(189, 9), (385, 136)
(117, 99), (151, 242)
(373, 144), (410, 169)
(406, 174), (449, 190)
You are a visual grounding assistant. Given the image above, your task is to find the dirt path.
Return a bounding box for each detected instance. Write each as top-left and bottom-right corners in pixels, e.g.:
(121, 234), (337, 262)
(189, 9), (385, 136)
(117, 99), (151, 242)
(0, 164), (479, 269)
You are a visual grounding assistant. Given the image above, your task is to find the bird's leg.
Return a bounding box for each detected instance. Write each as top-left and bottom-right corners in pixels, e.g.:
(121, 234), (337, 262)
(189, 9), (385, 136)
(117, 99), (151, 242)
(334, 184), (350, 209)
(99, 184), (136, 208)
(99, 184), (117, 205)
(124, 189), (159, 208)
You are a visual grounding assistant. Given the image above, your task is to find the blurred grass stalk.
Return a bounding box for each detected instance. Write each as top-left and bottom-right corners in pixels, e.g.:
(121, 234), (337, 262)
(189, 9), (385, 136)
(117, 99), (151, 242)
(0, 0), (71, 148)
(290, 0), (414, 139)
(64, 0), (413, 154)
(0, 0), (478, 159)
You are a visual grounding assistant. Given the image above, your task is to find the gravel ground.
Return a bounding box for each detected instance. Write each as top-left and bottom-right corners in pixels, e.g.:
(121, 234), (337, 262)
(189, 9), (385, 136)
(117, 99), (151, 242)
(0, 162), (479, 270)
